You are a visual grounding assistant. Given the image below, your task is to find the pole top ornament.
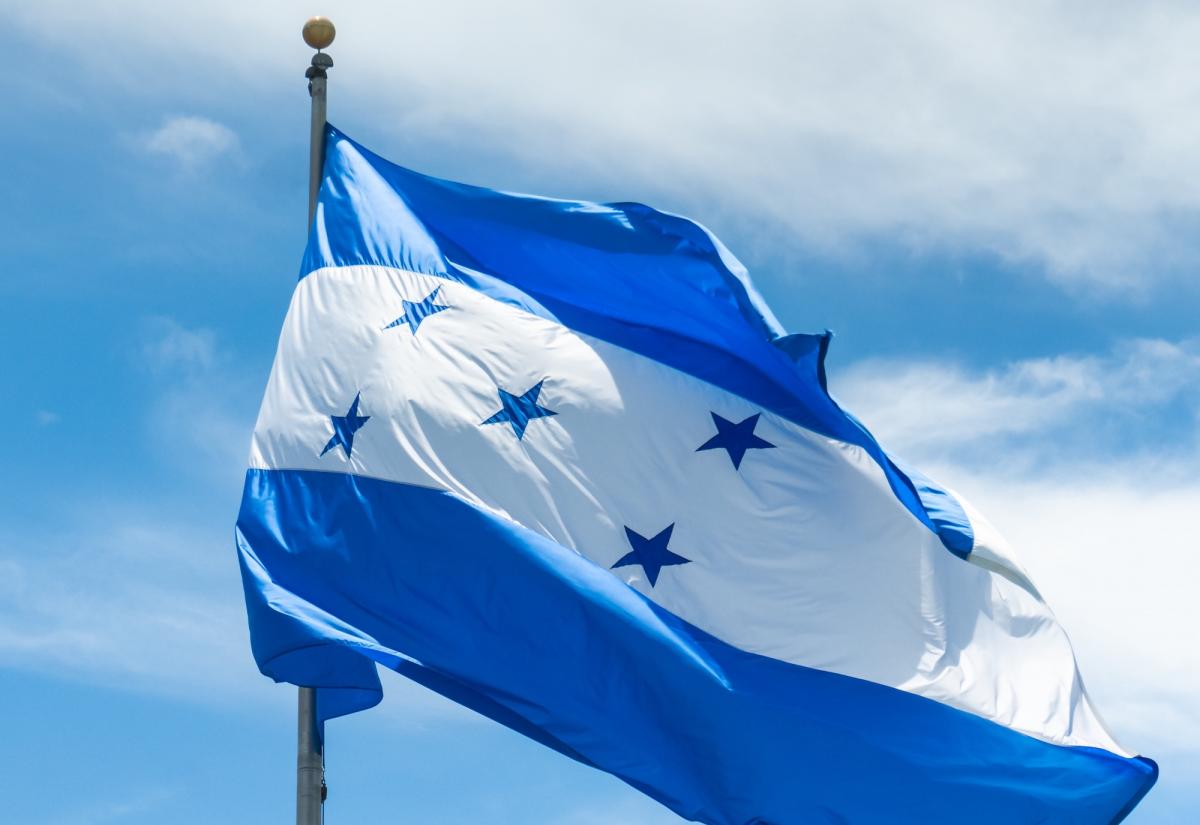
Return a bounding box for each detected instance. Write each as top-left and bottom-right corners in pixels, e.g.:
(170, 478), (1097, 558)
(303, 17), (336, 50)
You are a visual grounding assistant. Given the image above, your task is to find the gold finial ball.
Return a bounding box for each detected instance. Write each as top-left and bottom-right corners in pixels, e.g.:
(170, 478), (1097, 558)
(302, 16), (336, 50)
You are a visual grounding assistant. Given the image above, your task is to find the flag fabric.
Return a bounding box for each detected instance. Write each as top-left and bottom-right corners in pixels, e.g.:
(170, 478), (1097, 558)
(236, 124), (1156, 823)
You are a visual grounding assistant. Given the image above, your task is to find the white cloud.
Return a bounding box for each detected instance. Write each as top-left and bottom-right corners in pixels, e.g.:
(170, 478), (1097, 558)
(139, 115), (239, 168)
(831, 337), (1200, 765)
(0, 510), (265, 703)
(833, 337), (1200, 472)
(135, 317), (264, 486)
(17, 1), (1200, 288)
(140, 316), (218, 374)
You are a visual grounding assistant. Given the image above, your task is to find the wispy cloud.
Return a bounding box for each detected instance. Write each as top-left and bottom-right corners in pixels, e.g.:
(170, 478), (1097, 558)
(0, 501), (475, 725)
(140, 316), (218, 374)
(138, 115), (239, 169)
(0, 317), (472, 727)
(833, 339), (1200, 761)
(17, 1), (1200, 289)
(0, 506), (261, 701)
(45, 786), (180, 825)
(0, 319), (280, 703)
(834, 337), (1200, 473)
(135, 316), (261, 488)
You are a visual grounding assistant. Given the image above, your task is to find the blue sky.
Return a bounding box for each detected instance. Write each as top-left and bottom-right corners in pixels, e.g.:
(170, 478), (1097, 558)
(3, 2), (1197, 822)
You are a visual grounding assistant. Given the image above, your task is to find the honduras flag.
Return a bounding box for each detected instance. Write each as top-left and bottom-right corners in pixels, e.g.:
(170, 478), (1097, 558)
(237, 125), (1156, 823)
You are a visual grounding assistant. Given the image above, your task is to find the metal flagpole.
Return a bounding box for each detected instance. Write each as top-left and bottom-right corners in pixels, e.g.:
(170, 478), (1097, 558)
(299, 16), (335, 825)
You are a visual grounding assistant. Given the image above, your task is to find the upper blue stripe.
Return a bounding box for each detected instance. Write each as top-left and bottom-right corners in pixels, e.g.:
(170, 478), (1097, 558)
(301, 124), (972, 557)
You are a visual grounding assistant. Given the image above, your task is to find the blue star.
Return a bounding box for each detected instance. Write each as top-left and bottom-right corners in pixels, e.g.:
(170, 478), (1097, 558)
(696, 412), (775, 470)
(480, 379), (558, 440)
(320, 392), (371, 458)
(383, 287), (450, 335)
(612, 524), (691, 587)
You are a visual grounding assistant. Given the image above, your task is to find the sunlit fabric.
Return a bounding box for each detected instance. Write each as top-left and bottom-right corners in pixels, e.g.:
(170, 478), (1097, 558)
(237, 125), (1156, 824)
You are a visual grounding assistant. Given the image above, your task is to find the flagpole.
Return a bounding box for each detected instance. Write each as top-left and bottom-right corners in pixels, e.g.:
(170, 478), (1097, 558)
(299, 16), (335, 825)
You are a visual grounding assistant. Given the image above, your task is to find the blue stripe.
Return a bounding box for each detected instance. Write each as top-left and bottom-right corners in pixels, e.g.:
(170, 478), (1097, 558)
(236, 469), (1155, 824)
(301, 125), (974, 556)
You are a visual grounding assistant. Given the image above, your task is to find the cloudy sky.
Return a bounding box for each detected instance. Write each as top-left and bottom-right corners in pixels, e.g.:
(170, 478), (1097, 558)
(3, 1), (1197, 822)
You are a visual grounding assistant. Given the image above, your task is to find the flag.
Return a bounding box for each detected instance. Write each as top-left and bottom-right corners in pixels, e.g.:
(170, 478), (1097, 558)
(236, 124), (1156, 823)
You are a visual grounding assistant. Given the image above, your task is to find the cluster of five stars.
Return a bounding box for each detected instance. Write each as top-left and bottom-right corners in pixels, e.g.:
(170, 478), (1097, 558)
(319, 286), (776, 589)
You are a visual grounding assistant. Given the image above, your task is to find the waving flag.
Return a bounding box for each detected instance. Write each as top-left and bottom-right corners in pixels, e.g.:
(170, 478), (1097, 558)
(236, 125), (1156, 823)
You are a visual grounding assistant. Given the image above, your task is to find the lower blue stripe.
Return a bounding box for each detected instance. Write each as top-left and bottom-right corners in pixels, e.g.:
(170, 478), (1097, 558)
(236, 469), (1155, 824)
